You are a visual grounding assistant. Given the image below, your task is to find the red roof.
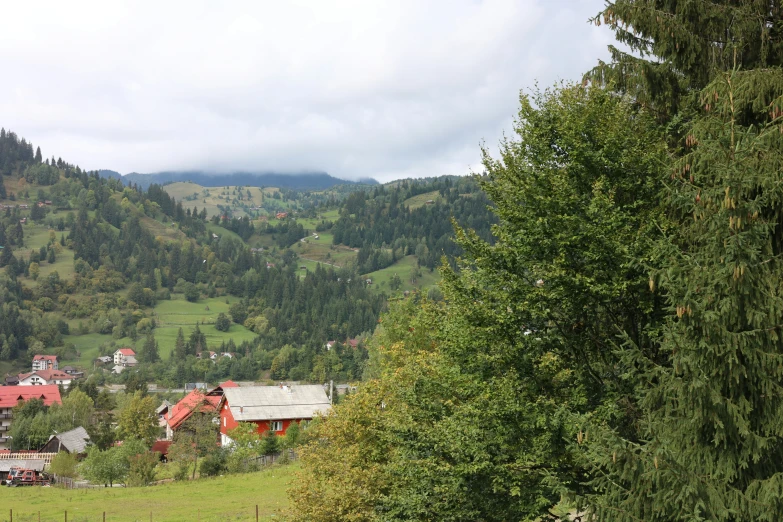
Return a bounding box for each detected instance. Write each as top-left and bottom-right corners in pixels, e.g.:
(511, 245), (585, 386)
(219, 380), (239, 388)
(0, 384), (62, 408)
(117, 348), (135, 356)
(151, 440), (172, 455)
(165, 390), (221, 431)
(18, 370), (73, 382)
(33, 355), (58, 361)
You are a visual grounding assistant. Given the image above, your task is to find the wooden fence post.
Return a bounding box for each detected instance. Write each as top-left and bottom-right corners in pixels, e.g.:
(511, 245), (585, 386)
(103, 512), (106, 522)
(65, 510), (67, 522)
(256, 504), (259, 522)
(10, 508), (12, 522)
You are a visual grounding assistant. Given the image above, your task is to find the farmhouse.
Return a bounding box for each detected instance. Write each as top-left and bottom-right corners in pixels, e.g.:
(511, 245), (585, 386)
(164, 380), (238, 440)
(218, 384), (331, 447)
(17, 369), (74, 389)
(0, 385), (62, 449)
(113, 348), (137, 367)
(39, 426), (90, 454)
(32, 354), (58, 371)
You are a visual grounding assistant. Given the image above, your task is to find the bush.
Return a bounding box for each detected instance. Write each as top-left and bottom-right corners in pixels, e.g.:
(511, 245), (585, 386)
(183, 282), (199, 302)
(127, 451), (159, 487)
(199, 449), (227, 477)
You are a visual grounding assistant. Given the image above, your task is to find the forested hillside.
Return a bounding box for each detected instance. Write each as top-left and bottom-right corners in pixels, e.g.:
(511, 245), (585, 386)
(290, 2), (783, 521)
(0, 131), (495, 390)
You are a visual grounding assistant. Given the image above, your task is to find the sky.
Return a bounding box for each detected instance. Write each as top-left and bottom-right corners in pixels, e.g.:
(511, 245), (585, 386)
(0, 0), (613, 183)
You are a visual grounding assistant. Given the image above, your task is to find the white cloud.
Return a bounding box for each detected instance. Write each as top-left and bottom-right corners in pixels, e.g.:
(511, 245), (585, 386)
(0, 0), (613, 182)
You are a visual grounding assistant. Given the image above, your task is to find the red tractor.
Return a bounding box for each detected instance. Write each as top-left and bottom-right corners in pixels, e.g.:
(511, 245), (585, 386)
(6, 467), (52, 487)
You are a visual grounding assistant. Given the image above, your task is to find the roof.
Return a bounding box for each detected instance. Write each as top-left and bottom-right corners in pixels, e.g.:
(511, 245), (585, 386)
(0, 384), (62, 408)
(33, 355), (58, 361)
(166, 390), (221, 430)
(151, 440), (172, 455)
(116, 348), (136, 356)
(46, 426), (90, 453)
(156, 400), (172, 415)
(18, 369), (73, 382)
(0, 460), (46, 473)
(221, 385), (331, 422)
(219, 380), (239, 388)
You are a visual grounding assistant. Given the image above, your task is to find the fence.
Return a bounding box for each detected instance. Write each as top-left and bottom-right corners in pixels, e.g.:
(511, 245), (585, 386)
(0, 453), (56, 464)
(5, 506), (269, 522)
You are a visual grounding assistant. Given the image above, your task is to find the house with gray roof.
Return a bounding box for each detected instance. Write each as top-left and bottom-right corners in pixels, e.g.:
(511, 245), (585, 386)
(218, 384), (331, 447)
(39, 426), (91, 455)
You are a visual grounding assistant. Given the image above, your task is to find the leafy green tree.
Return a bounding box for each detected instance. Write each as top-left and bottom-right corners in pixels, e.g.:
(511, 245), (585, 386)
(117, 391), (158, 445)
(50, 388), (94, 432)
(183, 282), (199, 302)
(50, 451), (78, 479)
(214, 312), (230, 332)
(168, 409), (219, 480)
(127, 451), (159, 486)
(229, 301), (247, 324)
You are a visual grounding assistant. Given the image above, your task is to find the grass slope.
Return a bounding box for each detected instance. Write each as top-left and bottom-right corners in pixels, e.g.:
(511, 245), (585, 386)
(364, 255), (440, 294)
(403, 190), (442, 210)
(163, 182), (290, 219)
(2, 465), (295, 522)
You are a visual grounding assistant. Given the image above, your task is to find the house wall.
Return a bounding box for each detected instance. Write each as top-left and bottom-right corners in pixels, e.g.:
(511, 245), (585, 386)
(219, 402), (302, 446)
(0, 406), (12, 450)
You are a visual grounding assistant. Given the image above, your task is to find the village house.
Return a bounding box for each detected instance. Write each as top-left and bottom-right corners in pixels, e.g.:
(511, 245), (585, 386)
(39, 426), (90, 455)
(218, 384), (331, 447)
(275, 211), (288, 219)
(32, 354), (58, 371)
(164, 381), (238, 440)
(17, 369), (75, 389)
(61, 366), (85, 378)
(0, 385), (62, 449)
(324, 340), (337, 351)
(113, 348), (137, 367)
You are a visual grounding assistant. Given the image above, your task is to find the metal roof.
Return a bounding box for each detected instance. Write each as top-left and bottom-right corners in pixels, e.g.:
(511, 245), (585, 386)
(222, 385), (331, 422)
(46, 426), (90, 454)
(0, 460), (46, 472)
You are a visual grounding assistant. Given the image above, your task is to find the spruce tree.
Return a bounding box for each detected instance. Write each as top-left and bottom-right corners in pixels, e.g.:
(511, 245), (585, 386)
(578, 2), (783, 519)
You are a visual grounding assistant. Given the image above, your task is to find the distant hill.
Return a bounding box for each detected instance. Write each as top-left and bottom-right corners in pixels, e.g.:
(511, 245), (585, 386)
(118, 171), (378, 190)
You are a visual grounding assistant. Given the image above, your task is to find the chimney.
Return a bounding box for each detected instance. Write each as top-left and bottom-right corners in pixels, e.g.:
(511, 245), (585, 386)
(239, 406), (243, 413)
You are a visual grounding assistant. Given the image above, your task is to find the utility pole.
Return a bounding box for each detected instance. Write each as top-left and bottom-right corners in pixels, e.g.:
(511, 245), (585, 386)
(330, 380), (334, 405)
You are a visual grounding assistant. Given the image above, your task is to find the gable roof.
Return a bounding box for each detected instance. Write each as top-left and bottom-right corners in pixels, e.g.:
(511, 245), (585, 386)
(166, 390), (221, 431)
(18, 369), (73, 382)
(221, 385), (331, 422)
(0, 384), (62, 408)
(116, 348), (135, 356)
(46, 426), (90, 453)
(33, 355), (58, 361)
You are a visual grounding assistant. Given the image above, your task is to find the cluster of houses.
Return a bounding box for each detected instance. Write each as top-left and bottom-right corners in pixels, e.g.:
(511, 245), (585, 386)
(158, 380), (331, 452)
(3, 355), (83, 389)
(0, 203), (30, 210)
(324, 338), (361, 351)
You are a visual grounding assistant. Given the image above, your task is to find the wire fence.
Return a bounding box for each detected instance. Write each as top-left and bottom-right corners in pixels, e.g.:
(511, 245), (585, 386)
(4, 505), (271, 522)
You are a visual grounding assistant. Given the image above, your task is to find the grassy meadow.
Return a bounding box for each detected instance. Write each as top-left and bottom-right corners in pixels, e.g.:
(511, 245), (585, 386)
(1, 465), (296, 522)
(364, 255), (440, 294)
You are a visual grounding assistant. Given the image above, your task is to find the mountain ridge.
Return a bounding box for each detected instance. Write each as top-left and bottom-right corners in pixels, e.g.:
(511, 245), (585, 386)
(98, 170), (378, 190)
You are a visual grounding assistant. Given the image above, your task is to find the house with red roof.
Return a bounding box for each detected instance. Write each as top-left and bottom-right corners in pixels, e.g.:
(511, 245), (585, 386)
(32, 355), (58, 371)
(163, 381), (238, 440)
(0, 385), (62, 449)
(17, 369), (74, 390)
(113, 348), (137, 367)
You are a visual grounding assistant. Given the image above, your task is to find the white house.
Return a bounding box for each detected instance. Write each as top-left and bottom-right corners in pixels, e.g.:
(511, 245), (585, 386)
(113, 348), (137, 366)
(16, 370), (74, 390)
(32, 355), (58, 371)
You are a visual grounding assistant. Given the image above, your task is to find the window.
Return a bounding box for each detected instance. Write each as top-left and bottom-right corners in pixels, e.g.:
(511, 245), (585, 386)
(223, 417), (226, 427)
(270, 421), (283, 432)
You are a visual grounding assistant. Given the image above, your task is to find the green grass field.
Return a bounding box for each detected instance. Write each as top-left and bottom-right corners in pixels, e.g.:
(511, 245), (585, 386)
(163, 182), (291, 219)
(60, 296), (259, 368)
(403, 190), (442, 210)
(1, 464), (296, 522)
(364, 255), (440, 294)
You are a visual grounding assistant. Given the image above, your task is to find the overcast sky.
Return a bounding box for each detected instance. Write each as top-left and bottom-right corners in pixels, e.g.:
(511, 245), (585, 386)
(0, 0), (612, 182)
